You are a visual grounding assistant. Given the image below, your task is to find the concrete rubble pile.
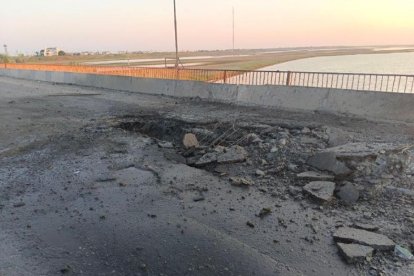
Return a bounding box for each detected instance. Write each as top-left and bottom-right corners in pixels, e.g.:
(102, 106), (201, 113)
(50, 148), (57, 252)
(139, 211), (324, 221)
(132, 119), (414, 273)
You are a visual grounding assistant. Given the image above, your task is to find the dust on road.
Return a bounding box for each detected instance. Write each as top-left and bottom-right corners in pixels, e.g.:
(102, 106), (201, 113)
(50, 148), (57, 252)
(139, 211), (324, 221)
(0, 76), (413, 275)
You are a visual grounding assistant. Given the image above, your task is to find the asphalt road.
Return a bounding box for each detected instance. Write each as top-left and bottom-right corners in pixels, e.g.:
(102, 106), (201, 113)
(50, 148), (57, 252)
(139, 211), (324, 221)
(1, 76), (413, 276)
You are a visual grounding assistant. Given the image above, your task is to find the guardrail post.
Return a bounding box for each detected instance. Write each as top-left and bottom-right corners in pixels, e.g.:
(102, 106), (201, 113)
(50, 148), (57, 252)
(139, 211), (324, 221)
(286, 71), (291, 86)
(223, 70), (227, 84)
(175, 68), (180, 80)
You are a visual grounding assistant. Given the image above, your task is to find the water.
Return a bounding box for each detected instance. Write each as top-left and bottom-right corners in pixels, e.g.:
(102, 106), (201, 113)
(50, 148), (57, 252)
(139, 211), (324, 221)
(84, 55), (250, 65)
(261, 52), (414, 75)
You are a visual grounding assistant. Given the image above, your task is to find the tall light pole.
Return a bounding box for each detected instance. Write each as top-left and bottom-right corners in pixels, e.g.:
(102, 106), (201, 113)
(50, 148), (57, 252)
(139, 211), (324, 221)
(232, 7), (235, 56)
(3, 44), (8, 56)
(173, 0), (179, 68)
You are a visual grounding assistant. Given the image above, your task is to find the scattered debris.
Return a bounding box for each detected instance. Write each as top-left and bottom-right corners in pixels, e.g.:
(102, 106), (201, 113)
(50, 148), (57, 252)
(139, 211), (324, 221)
(303, 181), (336, 202)
(230, 177), (253, 187)
(158, 141), (174, 148)
(257, 207), (271, 218)
(60, 265), (73, 274)
(333, 227), (395, 251)
(301, 127), (311, 134)
(288, 185), (302, 197)
(353, 223), (379, 232)
(195, 152), (217, 166)
(307, 152), (352, 177)
(183, 133), (199, 149)
(296, 171), (335, 181)
(336, 182), (360, 205)
(193, 194), (205, 202)
(216, 146), (248, 164)
(115, 116), (414, 274)
(246, 221), (255, 228)
(13, 202), (26, 208)
(394, 245), (414, 261)
(255, 169), (266, 177)
(96, 177), (117, 182)
(309, 142), (413, 179)
(384, 186), (414, 197)
(337, 242), (374, 264)
(245, 133), (263, 144)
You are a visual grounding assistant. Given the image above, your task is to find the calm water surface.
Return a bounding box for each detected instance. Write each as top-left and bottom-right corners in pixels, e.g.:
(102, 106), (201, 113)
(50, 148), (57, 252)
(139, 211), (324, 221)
(261, 52), (414, 75)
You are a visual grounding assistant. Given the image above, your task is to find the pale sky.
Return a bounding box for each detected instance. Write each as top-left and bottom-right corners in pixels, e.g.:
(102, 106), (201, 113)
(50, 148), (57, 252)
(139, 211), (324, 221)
(2, 0), (414, 54)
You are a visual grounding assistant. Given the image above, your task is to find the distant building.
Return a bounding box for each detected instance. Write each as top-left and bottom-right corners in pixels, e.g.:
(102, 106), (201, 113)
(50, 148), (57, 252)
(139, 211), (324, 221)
(44, 47), (59, 56)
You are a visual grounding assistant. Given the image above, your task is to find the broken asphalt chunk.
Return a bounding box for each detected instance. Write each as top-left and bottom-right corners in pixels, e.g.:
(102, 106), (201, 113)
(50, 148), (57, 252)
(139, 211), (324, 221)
(303, 181), (336, 202)
(216, 145), (248, 164)
(195, 152), (217, 166)
(337, 243), (374, 264)
(297, 171), (335, 181)
(158, 141), (174, 148)
(333, 227), (395, 251)
(307, 152), (352, 177)
(353, 223), (379, 232)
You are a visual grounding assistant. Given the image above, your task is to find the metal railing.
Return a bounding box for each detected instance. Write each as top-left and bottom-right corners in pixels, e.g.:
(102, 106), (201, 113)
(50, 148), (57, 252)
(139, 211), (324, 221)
(1, 63), (414, 93)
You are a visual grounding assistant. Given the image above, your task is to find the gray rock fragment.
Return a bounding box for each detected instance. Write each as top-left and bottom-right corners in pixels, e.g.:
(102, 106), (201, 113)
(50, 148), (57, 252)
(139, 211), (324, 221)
(385, 186), (414, 197)
(217, 146), (248, 164)
(13, 202), (26, 208)
(307, 152), (352, 176)
(336, 182), (360, 205)
(288, 185), (302, 196)
(297, 171), (335, 181)
(158, 141), (174, 148)
(245, 133), (263, 144)
(195, 152), (217, 166)
(324, 142), (401, 159)
(325, 127), (349, 147)
(333, 227), (395, 251)
(353, 223), (379, 232)
(303, 181), (336, 202)
(256, 169), (266, 177)
(337, 243), (374, 264)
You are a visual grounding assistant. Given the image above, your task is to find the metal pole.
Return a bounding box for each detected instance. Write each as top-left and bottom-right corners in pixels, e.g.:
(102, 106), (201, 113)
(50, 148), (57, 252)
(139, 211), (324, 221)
(173, 0), (179, 68)
(232, 7), (235, 56)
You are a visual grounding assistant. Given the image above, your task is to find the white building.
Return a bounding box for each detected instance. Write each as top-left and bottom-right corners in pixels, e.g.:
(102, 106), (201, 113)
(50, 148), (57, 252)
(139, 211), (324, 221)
(44, 47), (59, 56)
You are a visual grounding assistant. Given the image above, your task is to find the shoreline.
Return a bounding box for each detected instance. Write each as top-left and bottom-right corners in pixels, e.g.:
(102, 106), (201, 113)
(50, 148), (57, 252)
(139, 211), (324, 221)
(7, 47), (414, 72)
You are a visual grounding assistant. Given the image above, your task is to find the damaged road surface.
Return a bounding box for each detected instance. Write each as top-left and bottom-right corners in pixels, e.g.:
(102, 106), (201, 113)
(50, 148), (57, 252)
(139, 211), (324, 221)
(1, 76), (414, 276)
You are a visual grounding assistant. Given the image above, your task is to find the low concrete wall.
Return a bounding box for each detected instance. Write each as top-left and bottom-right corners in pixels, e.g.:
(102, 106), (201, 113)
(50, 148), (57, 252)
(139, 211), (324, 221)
(237, 85), (414, 123)
(1, 68), (414, 123)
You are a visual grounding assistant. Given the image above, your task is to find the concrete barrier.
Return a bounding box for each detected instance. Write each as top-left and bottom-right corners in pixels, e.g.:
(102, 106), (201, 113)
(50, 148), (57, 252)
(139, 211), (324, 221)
(1, 68), (414, 123)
